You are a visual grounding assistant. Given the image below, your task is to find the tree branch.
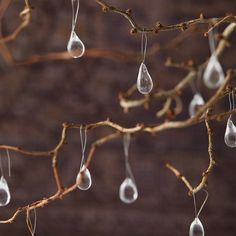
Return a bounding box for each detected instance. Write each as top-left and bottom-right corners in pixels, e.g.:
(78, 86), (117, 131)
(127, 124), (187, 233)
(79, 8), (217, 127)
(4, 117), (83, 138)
(96, 0), (236, 34)
(166, 111), (216, 195)
(119, 23), (236, 115)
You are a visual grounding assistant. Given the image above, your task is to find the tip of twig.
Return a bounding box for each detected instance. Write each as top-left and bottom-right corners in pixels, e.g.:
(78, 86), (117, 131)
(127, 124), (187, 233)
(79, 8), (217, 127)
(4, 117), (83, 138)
(62, 122), (68, 127)
(123, 108), (129, 113)
(165, 57), (172, 66)
(125, 9), (132, 15)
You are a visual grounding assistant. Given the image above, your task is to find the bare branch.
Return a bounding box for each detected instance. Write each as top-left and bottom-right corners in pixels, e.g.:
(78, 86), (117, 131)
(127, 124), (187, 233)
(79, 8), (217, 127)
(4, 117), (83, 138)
(96, 0), (236, 34)
(166, 111), (216, 195)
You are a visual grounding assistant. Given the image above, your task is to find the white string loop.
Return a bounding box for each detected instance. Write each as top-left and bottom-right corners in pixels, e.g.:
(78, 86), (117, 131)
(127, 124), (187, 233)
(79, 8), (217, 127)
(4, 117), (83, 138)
(141, 31), (148, 63)
(192, 189), (209, 219)
(208, 28), (216, 55)
(0, 150), (11, 178)
(123, 134), (135, 183)
(26, 207), (37, 236)
(79, 126), (87, 170)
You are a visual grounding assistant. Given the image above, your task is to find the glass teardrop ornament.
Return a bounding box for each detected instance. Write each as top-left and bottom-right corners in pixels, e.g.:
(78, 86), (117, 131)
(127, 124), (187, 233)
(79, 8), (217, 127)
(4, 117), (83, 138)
(119, 177), (138, 204)
(203, 54), (224, 89)
(189, 217), (204, 236)
(189, 93), (205, 117)
(76, 165), (92, 191)
(0, 176), (11, 207)
(137, 62), (153, 94)
(67, 31), (85, 58)
(224, 115), (236, 148)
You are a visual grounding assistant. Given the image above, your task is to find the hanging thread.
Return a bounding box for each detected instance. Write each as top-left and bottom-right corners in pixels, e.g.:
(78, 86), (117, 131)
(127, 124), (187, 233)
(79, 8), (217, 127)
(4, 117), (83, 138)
(192, 190), (209, 218)
(71, 0), (80, 32)
(26, 207), (37, 236)
(79, 126), (87, 170)
(0, 150), (11, 178)
(141, 31), (148, 63)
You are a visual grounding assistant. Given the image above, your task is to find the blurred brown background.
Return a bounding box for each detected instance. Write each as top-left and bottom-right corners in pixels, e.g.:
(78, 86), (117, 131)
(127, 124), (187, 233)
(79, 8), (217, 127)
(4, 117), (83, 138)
(0, 0), (236, 235)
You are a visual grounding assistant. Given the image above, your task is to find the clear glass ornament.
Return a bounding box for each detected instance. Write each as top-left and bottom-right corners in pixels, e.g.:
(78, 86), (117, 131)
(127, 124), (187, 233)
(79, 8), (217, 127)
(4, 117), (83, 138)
(225, 92), (236, 147)
(76, 127), (92, 191)
(203, 54), (224, 89)
(189, 93), (205, 117)
(225, 115), (236, 148)
(119, 177), (138, 204)
(119, 134), (138, 204)
(67, 31), (85, 58)
(137, 62), (153, 94)
(189, 217), (204, 236)
(67, 0), (85, 58)
(203, 29), (224, 89)
(136, 33), (153, 95)
(0, 150), (11, 207)
(0, 176), (10, 207)
(76, 164), (92, 190)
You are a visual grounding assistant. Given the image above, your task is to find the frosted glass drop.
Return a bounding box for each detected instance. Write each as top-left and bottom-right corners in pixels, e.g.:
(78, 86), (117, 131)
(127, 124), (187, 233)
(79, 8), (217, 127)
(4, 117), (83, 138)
(119, 177), (138, 204)
(67, 31), (85, 58)
(224, 115), (236, 148)
(189, 93), (205, 117)
(137, 63), (153, 94)
(0, 176), (11, 207)
(76, 165), (92, 191)
(203, 55), (224, 89)
(189, 217), (204, 236)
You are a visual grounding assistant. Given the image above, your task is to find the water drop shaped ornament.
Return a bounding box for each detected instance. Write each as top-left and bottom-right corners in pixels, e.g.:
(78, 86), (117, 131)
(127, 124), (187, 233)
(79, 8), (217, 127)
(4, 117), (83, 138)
(137, 62), (153, 94)
(189, 93), (205, 117)
(0, 176), (10, 206)
(224, 91), (236, 147)
(203, 54), (224, 89)
(119, 134), (138, 204)
(224, 115), (236, 148)
(67, 0), (85, 58)
(67, 31), (85, 58)
(189, 217), (204, 236)
(119, 177), (138, 204)
(76, 127), (92, 191)
(76, 164), (92, 190)
(203, 29), (224, 89)
(136, 33), (153, 94)
(0, 150), (11, 207)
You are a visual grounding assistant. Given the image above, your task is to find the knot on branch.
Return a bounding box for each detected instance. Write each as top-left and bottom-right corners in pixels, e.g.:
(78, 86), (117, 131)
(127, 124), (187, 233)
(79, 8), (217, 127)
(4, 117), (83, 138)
(102, 6), (109, 12)
(130, 28), (138, 34)
(19, 6), (32, 19)
(154, 22), (163, 33)
(180, 23), (188, 31)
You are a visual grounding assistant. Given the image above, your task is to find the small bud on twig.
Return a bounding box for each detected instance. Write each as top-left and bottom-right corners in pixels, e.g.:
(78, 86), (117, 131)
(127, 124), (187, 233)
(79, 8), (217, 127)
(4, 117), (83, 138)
(102, 6), (109, 12)
(125, 9), (132, 15)
(130, 28), (137, 34)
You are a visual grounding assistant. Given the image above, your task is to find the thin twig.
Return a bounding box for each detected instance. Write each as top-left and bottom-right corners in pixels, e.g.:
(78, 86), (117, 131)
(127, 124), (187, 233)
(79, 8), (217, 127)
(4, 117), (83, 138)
(96, 0), (236, 33)
(166, 111), (216, 195)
